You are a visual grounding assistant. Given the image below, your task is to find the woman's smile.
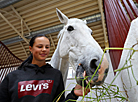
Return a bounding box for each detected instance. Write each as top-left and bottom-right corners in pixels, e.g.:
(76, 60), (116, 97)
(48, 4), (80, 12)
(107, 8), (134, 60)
(40, 53), (47, 57)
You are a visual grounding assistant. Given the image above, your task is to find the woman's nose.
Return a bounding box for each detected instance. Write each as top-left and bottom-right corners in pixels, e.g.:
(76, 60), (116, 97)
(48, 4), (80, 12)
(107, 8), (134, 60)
(42, 47), (46, 51)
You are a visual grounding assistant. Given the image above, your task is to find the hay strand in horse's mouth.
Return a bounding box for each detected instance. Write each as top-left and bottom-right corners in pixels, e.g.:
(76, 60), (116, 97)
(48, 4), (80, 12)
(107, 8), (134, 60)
(76, 64), (95, 87)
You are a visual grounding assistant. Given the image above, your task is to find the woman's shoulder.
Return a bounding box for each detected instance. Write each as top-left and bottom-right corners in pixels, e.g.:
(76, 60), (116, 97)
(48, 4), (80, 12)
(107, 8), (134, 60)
(1, 69), (24, 83)
(6, 68), (25, 77)
(46, 63), (61, 73)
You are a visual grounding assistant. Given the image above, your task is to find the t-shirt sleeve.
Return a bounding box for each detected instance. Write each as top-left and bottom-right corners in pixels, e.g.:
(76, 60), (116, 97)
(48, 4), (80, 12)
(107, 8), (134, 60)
(53, 72), (65, 102)
(54, 72), (78, 102)
(64, 88), (79, 102)
(0, 75), (10, 102)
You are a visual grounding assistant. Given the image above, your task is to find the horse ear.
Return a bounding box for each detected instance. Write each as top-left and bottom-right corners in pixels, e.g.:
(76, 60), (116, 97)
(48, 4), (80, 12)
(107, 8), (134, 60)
(56, 8), (68, 24)
(84, 20), (87, 24)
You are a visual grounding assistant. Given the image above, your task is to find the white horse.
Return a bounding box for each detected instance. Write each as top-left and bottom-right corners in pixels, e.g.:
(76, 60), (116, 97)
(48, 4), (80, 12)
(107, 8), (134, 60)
(50, 8), (109, 88)
(114, 17), (138, 102)
(50, 8), (138, 101)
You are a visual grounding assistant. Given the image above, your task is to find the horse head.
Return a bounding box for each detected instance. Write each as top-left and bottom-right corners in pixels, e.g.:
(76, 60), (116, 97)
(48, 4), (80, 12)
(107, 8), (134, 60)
(56, 8), (109, 87)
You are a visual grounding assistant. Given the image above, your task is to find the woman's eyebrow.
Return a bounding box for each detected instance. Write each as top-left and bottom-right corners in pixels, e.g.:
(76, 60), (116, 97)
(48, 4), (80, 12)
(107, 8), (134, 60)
(37, 44), (43, 46)
(45, 44), (50, 46)
(37, 44), (49, 45)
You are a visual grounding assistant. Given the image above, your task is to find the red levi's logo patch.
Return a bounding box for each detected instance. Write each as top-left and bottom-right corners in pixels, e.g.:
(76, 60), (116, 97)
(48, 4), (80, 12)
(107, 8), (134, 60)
(18, 80), (54, 98)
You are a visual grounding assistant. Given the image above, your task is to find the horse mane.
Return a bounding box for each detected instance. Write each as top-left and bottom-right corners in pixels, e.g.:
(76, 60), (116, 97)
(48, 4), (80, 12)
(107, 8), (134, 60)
(57, 30), (63, 38)
(57, 27), (65, 40)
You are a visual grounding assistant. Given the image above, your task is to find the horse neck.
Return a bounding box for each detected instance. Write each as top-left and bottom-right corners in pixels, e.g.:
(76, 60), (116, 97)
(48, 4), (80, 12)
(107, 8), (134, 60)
(50, 33), (62, 69)
(50, 40), (69, 85)
(50, 48), (60, 69)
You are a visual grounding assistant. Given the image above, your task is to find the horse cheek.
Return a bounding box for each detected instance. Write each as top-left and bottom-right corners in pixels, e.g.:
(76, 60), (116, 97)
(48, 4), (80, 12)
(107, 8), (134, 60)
(59, 42), (69, 58)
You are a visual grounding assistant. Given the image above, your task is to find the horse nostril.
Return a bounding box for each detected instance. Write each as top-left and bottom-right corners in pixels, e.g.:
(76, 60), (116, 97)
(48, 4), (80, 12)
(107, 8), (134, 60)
(90, 59), (98, 73)
(90, 59), (97, 68)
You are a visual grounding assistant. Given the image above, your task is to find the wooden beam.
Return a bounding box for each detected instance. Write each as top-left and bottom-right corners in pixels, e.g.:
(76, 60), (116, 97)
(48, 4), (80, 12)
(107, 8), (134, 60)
(7, 44), (29, 49)
(25, 4), (98, 23)
(21, 19), (23, 35)
(19, 0), (61, 15)
(20, 42), (28, 57)
(0, 9), (19, 19)
(0, 34), (18, 41)
(49, 34), (56, 49)
(0, 13), (29, 44)
(0, 19), (18, 27)
(98, 0), (109, 48)
(0, 25), (28, 36)
(29, 7), (99, 30)
(10, 5), (31, 34)
(23, 0), (94, 19)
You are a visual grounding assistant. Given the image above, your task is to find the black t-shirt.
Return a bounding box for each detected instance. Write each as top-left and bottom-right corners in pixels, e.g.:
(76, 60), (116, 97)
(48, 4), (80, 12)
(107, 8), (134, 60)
(0, 63), (78, 102)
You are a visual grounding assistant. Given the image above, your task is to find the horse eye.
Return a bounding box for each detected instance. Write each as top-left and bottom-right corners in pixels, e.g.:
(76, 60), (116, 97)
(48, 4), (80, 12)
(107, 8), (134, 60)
(91, 32), (93, 35)
(67, 26), (74, 31)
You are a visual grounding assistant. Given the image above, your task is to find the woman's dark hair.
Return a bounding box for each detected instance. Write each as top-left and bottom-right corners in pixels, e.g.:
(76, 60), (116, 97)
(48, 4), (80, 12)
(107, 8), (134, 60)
(18, 34), (50, 70)
(29, 34), (50, 47)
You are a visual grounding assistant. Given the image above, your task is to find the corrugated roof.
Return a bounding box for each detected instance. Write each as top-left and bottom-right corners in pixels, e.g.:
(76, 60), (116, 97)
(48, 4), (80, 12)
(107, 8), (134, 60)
(0, 0), (108, 61)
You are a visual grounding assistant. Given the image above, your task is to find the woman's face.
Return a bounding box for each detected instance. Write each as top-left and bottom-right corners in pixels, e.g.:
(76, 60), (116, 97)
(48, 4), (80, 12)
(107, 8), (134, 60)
(29, 36), (50, 62)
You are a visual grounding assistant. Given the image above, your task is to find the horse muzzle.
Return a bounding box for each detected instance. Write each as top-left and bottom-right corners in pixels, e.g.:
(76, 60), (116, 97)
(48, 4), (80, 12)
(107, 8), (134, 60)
(75, 55), (109, 87)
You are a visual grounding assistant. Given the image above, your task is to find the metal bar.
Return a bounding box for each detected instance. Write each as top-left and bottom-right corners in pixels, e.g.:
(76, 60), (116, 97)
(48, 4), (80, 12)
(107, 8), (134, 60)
(21, 19), (24, 35)
(107, 0), (123, 46)
(10, 5), (31, 33)
(0, 69), (6, 81)
(0, 9), (19, 19)
(126, 0), (138, 17)
(49, 34), (56, 49)
(0, 0), (21, 9)
(122, 0), (135, 21)
(0, 13), (29, 44)
(20, 42), (28, 57)
(115, 0), (129, 32)
(98, 0), (109, 48)
(104, 0), (116, 70)
(104, 0), (122, 70)
(113, 0), (128, 42)
(117, 0), (130, 30)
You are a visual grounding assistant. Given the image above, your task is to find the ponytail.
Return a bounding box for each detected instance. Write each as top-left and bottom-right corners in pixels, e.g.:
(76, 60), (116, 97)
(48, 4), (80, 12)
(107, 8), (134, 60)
(18, 54), (33, 70)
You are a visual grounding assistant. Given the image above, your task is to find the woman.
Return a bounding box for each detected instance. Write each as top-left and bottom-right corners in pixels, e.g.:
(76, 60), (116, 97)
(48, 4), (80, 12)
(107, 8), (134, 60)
(0, 34), (90, 102)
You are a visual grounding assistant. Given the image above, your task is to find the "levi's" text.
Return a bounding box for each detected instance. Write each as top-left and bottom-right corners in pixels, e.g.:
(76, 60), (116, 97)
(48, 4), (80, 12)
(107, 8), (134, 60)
(18, 80), (54, 98)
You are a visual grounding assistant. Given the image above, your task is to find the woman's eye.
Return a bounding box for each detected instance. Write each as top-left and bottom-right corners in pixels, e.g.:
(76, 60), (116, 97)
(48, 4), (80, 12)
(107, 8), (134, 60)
(67, 26), (74, 31)
(38, 46), (42, 48)
(46, 47), (49, 49)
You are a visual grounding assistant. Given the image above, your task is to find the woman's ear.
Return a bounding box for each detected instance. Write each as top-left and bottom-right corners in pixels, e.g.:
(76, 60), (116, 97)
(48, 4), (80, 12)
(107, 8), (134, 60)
(29, 46), (32, 53)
